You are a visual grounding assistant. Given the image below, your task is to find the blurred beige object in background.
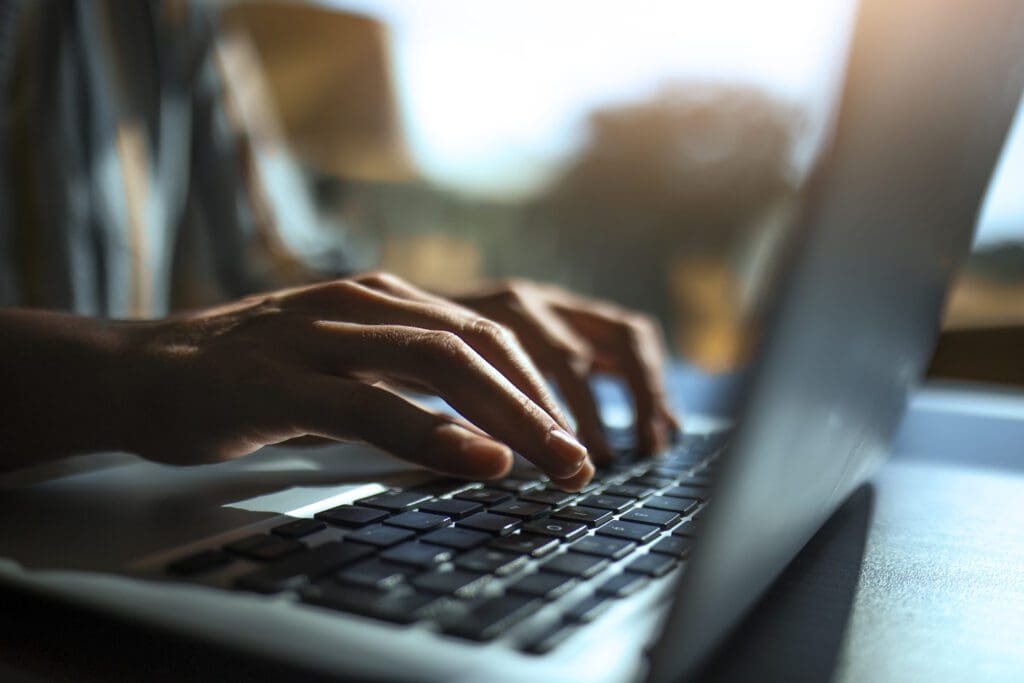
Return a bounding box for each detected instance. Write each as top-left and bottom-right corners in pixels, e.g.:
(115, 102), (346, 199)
(219, 2), (414, 182)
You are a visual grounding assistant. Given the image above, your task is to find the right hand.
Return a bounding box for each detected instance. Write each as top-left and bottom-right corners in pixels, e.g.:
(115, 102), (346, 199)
(116, 273), (594, 489)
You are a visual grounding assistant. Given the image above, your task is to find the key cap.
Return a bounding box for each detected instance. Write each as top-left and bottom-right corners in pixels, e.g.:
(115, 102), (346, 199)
(454, 488), (513, 506)
(681, 475), (713, 487)
(455, 548), (528, 576)
(490, 500), (551, 520)
(550, 506), (612, 527)
(421, 526), (491, 550)
(602, 484), (656, 499)
(577, 494), (633, 512)
(625, 553), (677, 577)
(315, 505), (389, 528)
(412, 569), (492, 598)
(672, 522), (697, 538)
(443, 595), (542, 641)
(522, 519), (588, 542)
(356, 491), (433, 512)
(519, 489), (577, 507)
(301, 583), (435, 624)
(336, 559), (415, 590)
(543, 552), (609, 579)
(379, 541), (453, 568)
(489, 533), (559, 558)
(522, 621), (577, 655)
(383, 510), (451, 532)
(626, 475), (676, 489)
(663, 485), (707, 501)
(564, 595), (612, 623)
(644, 496), (699, 514)
(167, 549), (232, 576)
(570, 536), (636, 560)
(596, 520), (660, 544)
(620, 507), (680, 528)
(224, 534), (304, 562)
(652, 536), (693, 557)
(234, 541), (373, 593)
(507, 571), (578, 600)
(596, 572), (649, 598)
(457, 512), (521, 536)
(346, 524), (416, 548)
(272, 518), (327, 539)
(493, 478), (544, 493)
(417, 499), (483, 519)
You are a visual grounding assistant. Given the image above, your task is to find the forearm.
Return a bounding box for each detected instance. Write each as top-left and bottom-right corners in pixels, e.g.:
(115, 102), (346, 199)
(0, 309), (139, 470)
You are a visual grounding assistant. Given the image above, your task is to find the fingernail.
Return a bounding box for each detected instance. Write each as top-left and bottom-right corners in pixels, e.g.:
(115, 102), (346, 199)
(550, 457), (595, 492)
(546, 427), (588, 477)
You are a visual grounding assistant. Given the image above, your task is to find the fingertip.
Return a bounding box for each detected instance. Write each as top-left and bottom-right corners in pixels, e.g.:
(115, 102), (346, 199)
(546, 427), (589, 477)
(548, 457), (595, 492)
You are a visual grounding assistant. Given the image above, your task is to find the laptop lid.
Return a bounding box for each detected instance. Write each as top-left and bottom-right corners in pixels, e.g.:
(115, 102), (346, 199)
(647, 0), (1024, 679)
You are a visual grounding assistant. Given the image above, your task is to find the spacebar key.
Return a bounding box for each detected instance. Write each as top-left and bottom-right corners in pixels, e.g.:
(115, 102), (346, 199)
(235, 541), (374, 593)
(444, 594), (542, 641)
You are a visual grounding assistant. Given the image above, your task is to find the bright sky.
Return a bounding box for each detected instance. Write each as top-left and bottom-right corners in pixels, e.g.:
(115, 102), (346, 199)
(328, 0), (1024, 245)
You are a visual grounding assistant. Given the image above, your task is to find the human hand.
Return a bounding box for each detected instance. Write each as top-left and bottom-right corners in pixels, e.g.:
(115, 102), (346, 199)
(117, 273), (595, 489)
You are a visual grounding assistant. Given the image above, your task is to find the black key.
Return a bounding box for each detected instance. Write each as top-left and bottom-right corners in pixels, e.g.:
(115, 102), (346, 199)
(519, 489), (577, 507)
(489, 533), (559, 558)
(356, 491), (433, 512)
(508, 571), (578, 600)
(663, 485), (707, 501)
(577, 494), (633, 512)
(421, 526), (491, 550)
(224, 534), (304, 562)
(417, 499), (484, 519)
(455, 548), (528, 576)
(301, 583), (434, 624)
(347, 524), (416, 548)
(570, 536), (636, 560)
(457, 512), (521, 536)
(564, 595), (612, 623)
(379, 541), (453, 568)
(681, 475), (713, 487)
(522, 621), (577, 655)
(597, 572), (649, 598)
(412, 569), (492, 598)
(652, 536), (693, 557)
(444, 594), (542, 641)
(235, 541), (373, 593)
(672, 522), (697, 538)
(620, 507), (680, 528)
(454, 488), (513, 506)
(522, 519), (588, 542)
(627, 475), (676, 489)
(596, 520), (660, 544)
(603, 484), (656, 499)
(336, 559), (414, 590)
(383, 510), (451, 532)
(645, 496), (699, 514)
(272, 518), (327, 539)
(490, 500), (551, 519)
(315, 505), (388, 528)
(167, 549), (232, 576)
(550, 505), (613, 527)
(543, 552), (609, 579)
(625, 553), (677, 577)
(651, 466), (687, 478)
(493, 478), (544, 493)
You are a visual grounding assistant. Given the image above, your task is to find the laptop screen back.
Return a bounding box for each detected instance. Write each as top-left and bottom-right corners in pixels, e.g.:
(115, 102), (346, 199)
(647, 0), (1024, 679)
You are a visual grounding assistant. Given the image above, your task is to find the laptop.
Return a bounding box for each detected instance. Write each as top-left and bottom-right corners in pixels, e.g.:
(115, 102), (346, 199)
(1, 0), (1022, 680)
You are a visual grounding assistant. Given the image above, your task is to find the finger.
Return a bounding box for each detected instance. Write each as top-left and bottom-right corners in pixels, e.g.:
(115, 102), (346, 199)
(290, 377), (515, 480)
(466, 291), (615, 463)
(548, 457), (596, 492)
(284, 279), (573, 433)
(301, 322), (590, 480)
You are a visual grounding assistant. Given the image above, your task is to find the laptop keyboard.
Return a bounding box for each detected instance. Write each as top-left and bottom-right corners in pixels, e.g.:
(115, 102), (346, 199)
(164, 430), (727, 654)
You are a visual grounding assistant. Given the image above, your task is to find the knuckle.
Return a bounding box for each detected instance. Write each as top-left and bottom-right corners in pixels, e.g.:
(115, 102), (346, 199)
(358, 271), (404, 290)
(420, 329), (469, 360)
(467, 317), (514, 345)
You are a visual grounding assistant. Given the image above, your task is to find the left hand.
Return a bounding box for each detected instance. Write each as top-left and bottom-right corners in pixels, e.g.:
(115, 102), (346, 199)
(359, 275), (679, 464)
